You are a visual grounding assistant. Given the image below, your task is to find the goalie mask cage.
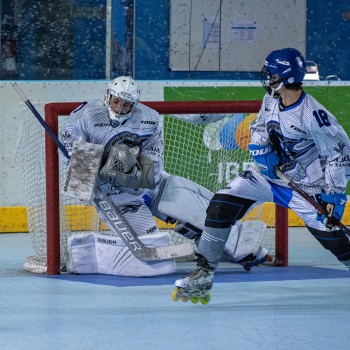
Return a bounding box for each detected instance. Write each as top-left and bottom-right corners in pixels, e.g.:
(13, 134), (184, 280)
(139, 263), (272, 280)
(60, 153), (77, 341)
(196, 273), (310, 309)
(16, 100), (288, 275)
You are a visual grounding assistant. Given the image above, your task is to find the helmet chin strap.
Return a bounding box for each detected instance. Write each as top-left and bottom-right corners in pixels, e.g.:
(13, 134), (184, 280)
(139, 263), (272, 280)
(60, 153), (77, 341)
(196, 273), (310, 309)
(269, 81), (284, 97)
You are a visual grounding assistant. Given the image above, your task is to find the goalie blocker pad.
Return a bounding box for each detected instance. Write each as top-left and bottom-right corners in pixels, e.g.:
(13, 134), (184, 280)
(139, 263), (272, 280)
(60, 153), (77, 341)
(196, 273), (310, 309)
(62, 141), (104, 202)
(67, 231), (176, 277)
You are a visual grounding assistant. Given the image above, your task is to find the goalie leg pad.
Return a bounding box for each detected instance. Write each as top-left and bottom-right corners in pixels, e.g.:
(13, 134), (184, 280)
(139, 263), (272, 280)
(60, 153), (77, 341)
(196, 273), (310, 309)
(152, 175), (213, 231)
(67, 232), (99, 274)
(67, 231), (176, 277)
(223, 220), (267, 262)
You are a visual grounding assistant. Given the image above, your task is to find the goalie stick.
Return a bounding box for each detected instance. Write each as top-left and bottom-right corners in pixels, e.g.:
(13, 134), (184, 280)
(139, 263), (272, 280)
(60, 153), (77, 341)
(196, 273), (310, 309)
(275, 167), (350, 236)
(93, 192), (194, 260)
(12, 83), (70, 160)
(12, 83), (194, 261)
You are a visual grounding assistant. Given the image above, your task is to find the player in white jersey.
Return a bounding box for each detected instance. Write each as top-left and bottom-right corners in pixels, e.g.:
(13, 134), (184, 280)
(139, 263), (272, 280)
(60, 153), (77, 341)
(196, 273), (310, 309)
(61, 76), (270, 277)
(61, 76), (166, 233)
(174, 48), (350, 301)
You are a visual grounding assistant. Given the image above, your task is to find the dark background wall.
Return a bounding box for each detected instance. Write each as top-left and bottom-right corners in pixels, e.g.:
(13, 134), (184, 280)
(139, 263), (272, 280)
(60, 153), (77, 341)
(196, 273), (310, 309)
(135, 0), (350, 80)
(1, 0), (349, 80)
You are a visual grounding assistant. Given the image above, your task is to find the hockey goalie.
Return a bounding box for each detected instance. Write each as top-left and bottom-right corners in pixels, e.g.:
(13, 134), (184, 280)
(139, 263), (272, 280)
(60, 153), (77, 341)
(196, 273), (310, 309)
(61, 76), (272, 277)
(65, 170), (271, 277)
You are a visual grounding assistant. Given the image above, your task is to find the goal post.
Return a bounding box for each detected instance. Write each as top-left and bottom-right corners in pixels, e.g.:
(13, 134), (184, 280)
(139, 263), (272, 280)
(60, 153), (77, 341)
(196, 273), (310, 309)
(19, 100), (288, 275)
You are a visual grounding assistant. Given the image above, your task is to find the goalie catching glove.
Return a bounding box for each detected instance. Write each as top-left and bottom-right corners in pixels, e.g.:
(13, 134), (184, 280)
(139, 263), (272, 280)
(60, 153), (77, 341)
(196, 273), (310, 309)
(316, 190), (347, 229)
(99, 143), (156, 190)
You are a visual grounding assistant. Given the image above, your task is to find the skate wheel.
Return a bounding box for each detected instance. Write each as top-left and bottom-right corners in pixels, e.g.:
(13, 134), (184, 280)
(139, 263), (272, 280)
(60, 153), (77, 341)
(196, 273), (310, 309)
(266, 254), (274, 263)
(181, 295), (190, 303)
(190, 296), (199, 304)
(200, 292), (211, 305)
(244, 266), (251, 272)
(171, 287), (181, 302)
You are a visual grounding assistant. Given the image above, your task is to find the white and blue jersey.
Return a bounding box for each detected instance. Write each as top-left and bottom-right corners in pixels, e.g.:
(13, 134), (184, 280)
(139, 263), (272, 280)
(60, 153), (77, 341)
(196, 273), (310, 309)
(196, 91), (350, 268)
(250, 92), (350, 194)
(218, 92), (350, 232)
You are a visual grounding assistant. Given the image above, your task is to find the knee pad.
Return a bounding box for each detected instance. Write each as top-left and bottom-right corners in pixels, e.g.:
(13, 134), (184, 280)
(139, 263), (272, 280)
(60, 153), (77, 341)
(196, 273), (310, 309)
(205, 193), (256, 229)
(307, 226), (350, 261)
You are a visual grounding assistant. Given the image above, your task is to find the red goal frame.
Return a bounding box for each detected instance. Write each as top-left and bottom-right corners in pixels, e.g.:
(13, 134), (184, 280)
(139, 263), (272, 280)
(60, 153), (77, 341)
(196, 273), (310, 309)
(44, 100), (288, 274)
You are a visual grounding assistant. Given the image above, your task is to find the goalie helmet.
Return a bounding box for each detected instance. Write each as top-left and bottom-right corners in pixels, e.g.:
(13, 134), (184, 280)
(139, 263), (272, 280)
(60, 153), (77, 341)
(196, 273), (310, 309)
(104, 76), (141, 121)
(261, 48), (306, 96)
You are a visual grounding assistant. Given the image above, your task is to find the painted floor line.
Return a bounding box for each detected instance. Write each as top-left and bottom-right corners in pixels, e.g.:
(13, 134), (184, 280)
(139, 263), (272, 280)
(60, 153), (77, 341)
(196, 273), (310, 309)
(42, 265), (350, 287)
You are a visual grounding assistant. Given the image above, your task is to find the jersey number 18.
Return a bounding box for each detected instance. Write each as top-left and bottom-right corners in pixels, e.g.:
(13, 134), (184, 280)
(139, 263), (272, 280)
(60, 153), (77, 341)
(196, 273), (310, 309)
(313, 109), (331, 127)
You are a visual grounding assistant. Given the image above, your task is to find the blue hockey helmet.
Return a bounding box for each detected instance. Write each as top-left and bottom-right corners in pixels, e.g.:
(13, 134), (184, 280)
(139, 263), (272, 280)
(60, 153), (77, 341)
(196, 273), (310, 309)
(261, 48), (306, 95)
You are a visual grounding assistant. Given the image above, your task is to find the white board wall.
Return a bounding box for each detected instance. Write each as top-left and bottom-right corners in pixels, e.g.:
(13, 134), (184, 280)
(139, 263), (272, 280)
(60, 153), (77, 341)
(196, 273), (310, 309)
(169, 0), (306, 71)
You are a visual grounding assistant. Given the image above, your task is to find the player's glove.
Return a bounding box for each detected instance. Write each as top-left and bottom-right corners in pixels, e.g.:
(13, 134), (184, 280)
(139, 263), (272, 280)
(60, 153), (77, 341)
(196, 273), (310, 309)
(100, 143), (156, 192)
(248, 142), (280, 179)
(316, 190), (347, 229)
(100, 143), (142, 189)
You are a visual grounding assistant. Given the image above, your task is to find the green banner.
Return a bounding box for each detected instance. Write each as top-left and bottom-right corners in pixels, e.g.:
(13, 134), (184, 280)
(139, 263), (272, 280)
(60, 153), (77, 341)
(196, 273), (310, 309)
(164, 86), (350, 193)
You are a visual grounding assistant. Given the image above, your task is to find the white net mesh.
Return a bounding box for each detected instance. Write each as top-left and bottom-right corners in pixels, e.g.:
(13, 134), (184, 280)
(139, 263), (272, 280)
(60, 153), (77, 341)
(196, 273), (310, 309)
(15, 104), (277, 273)
(163, 113), (276, 255)
(15, 104), (100, 272)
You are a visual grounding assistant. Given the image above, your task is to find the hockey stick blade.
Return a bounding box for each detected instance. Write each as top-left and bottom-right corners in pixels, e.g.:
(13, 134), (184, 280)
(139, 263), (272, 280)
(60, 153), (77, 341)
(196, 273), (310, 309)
(275, 167), (350, 235)
(13, 83), (194, 261)
(94, 191), (194, 260)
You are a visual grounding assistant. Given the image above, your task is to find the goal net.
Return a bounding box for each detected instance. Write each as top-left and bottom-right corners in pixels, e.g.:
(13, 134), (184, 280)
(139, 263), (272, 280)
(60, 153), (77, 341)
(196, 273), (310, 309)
(15, 100), (288, 274)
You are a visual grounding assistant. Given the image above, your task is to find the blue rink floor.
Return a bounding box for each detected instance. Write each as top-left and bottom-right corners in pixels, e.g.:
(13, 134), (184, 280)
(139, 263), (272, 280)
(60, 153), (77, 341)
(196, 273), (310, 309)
(1, 228), (350, 350)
